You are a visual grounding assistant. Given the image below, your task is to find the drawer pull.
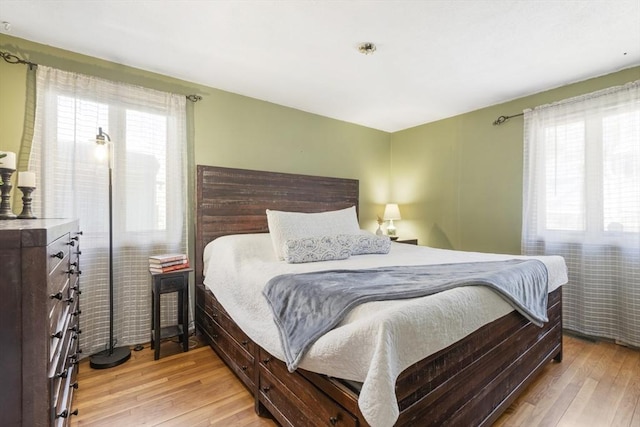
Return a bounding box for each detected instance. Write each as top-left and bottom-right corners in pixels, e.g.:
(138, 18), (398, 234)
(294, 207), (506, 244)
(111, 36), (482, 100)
(262, 386), (270, 392)
(75, 231), (84, 236)
(69, 326), (82, 333)
(71, 381), (79, 389)
(262, 357), (271, 364)
(212, 334), (218, 339)
(56, 369), (68, 379)
(75, 250), (82, 255)
(50, 292), (63, 300)
(51, 331), (63, 339)
(329, 416), (338, 425)
(56, 408), (78, 419)
(64, 296), (74, 304)
(70, 262), (83, 274)
(241, 340), (248, 346)
(241, 365), (248, 371)
(71, 236), (79, 241)
(66, 268), (75, 275)
(51, 251), (64, 259)
(72, 309), (82, 316)
(66, 240), (75, 247)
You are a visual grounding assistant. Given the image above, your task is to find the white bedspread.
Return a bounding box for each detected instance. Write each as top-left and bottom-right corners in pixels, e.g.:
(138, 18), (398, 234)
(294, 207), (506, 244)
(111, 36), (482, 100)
(203, 234), (567, 427)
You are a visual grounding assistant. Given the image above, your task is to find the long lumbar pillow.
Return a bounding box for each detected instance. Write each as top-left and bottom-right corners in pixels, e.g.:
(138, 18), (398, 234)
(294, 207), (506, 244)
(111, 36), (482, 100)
(283, 233), (391, 264)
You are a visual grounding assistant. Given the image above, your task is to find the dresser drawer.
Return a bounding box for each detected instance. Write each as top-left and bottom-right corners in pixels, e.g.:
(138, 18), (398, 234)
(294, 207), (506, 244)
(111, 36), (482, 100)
(195, 283), (206, 310)
(198, 284), (215, 318)
(199, 309), (255, 389)
(158, 273), (186, 293)
(259, 359), (356, 427)
(52, 364), (78, 426)
(46, 233), (70, 275)
(212, 306), (255, 356)
(47, 256), (70, 304)
(48, 278), (72, 347)
(49, 304), (73, 365)
(196, 309), (215, 341)
(50, 312), (79, 422)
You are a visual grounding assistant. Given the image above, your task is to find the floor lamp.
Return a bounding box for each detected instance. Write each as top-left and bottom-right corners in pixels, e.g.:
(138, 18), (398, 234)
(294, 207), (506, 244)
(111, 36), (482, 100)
(90, 127), (131, 369)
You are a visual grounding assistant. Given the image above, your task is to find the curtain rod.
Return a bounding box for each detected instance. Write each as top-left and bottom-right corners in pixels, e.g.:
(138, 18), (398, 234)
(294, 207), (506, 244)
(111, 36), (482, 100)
(1, 50), (37, 70)
(492, 112), (524, 125)
(0, 49), (202, 102)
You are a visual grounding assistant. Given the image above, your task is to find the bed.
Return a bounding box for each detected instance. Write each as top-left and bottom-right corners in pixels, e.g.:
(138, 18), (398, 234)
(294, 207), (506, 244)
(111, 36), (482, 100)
(195, 164), (565, 427)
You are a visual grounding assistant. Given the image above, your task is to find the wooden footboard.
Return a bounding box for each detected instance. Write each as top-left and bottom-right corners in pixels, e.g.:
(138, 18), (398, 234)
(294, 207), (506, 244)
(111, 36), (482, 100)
(196, 283), (562, 427)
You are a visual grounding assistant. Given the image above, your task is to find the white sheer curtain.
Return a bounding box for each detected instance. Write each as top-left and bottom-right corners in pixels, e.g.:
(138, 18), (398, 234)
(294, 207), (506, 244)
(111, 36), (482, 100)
(522, 80), (640, 348)
(30, 66), (188, 356)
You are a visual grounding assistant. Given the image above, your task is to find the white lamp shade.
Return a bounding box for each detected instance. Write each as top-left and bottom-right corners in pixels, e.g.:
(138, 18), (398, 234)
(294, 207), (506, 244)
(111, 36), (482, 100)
(383, 203), (401, 220)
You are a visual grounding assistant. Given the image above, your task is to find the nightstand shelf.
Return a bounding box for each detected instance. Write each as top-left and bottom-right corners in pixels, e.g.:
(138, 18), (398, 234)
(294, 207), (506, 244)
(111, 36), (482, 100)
(155, 324), (185, 341)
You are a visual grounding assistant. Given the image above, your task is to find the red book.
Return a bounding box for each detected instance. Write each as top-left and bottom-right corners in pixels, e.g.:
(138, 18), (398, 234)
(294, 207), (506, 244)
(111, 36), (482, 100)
(149, 261), (190, 274)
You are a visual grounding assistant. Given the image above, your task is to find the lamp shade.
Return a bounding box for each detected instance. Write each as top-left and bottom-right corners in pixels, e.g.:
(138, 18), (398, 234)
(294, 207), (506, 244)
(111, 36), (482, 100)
(383, 203), (401, 220)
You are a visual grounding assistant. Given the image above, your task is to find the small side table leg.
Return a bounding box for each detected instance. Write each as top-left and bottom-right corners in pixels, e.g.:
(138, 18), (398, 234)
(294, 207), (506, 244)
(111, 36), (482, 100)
(154, 290), (161, 360)
(150, 290), (155, 350)
(180, 287), (189, 352)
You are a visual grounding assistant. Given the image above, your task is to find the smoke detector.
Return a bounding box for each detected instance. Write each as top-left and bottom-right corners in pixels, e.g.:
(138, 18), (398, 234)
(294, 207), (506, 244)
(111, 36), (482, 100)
(357, 42), (377, 55)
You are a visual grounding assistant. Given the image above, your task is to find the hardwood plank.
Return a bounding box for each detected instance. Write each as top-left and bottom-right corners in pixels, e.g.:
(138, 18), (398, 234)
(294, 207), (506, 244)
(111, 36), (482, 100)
(557, 377), (599, 426)
(610, 349), (640, 427)
(531, 338), (610, 427)
(70, 334), (640, 427)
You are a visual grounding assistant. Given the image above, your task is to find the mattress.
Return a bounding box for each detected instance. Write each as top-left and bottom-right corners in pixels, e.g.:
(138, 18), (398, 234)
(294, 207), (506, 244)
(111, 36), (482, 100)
(202, 233), (568, 427)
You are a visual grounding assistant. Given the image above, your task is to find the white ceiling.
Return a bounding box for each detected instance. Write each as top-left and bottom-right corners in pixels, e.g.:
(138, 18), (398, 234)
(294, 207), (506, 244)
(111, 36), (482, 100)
(1, 1), (639, 132)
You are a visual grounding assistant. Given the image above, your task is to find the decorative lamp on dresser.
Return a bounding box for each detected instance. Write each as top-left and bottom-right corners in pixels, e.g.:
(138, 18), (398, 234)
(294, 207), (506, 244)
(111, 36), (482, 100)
(0, 219), (82, 427)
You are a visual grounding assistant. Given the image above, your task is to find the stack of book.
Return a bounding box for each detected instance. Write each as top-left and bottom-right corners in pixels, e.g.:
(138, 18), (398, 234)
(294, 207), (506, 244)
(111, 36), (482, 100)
(149, 253), (190, 274)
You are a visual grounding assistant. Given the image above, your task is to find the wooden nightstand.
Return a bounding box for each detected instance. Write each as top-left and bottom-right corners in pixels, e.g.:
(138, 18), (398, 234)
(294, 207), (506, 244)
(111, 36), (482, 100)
(150, 268), (192, 360)
(396, 238), (418, 245)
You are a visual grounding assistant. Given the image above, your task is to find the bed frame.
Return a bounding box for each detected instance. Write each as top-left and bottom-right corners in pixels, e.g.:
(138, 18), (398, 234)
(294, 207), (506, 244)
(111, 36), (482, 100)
(195, 164), (563, 427)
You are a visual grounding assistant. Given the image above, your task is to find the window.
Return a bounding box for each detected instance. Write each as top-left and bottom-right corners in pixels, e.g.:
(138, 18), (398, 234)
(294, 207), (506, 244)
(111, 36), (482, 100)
(30, 66), (188, 355)
(522, 80), (640, 349)
(529, 92), (640, 243)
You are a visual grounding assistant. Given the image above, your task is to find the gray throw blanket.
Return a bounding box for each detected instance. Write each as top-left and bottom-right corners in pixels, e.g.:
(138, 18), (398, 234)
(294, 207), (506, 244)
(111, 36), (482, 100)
(263, 259), (549, 371)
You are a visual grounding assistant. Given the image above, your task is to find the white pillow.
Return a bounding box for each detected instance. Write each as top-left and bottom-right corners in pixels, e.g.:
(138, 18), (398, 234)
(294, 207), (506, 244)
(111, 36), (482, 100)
(266, 206), (360, 260)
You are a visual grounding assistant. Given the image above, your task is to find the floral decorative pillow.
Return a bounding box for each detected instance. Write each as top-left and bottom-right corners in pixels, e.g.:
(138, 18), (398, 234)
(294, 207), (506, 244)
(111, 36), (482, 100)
(348, 233), (391, 255)
(283, 235), (353, 264)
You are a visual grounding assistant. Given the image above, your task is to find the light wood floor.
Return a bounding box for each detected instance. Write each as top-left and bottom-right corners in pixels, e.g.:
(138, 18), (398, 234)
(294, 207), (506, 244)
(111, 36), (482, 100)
(71, 334), (640, 427)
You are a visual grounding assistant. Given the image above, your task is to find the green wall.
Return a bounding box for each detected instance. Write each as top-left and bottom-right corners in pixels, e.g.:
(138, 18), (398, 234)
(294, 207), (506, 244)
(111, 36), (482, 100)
(2, 34), (638, 255)
(0, 34), (391, 235)
(391, 66), (640, 254)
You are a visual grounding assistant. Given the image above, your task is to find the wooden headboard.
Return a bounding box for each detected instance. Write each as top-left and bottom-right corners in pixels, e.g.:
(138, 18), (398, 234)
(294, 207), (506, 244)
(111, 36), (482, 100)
(195, 165), (359, 285)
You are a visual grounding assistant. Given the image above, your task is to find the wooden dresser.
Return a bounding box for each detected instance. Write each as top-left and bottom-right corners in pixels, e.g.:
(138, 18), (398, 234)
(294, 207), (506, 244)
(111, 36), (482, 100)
(0, 219), (82, 427)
